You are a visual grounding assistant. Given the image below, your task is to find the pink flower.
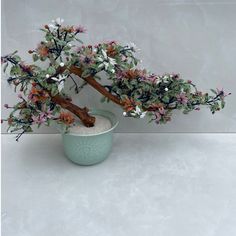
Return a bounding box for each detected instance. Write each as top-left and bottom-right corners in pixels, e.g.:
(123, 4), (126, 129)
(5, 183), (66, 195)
(45, 109), (53, 119)
(75, 46), (83, 53)
(74, 25), (86, 33)
(146, 74), (157, 83)
(216, 88), (224, 96)
(1, 57), (7, 64)
(155, 112), (162, 122)
(171, 74), (180, 80)
(121, 55), (127, 61)
(105, 40), (117, 45)
(176, 93), (188, 105)
(116, 70), (124, 80)
(20, 62), (32, 74)
(155, 107), (166, 123)
(32, 113), (47, 125)
(159, 107), (166, 115)
(18, 94), (23, 99)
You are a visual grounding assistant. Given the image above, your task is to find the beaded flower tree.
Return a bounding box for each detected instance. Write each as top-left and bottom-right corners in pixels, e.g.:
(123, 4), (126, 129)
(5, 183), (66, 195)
(1, 18), (230, 141)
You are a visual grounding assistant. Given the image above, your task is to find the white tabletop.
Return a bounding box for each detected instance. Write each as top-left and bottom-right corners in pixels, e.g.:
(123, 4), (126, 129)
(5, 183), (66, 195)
(2, 133), (236, 236)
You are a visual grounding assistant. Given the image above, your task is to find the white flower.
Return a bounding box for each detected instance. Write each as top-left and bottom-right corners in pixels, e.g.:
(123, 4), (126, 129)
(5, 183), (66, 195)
(127, 42), (140, 52)
(51, 74), (66, 92)
(163, 75), (170, 83)
(55, 17), (64, 26)
(109, 57), (116, 66)
(130, 106), (146, 118)
(101, 49), (107, 59)
(135, 106), (141, 114)
(68, 43), (72, 47)
(98, 61), (109, 70)
(140, 112), (147, 118)
(59, 62), (65, 67)
(124, 106), (147, 119)
(48, 23), (57, 31)
(46, 74), (50, 78)
(97, 49), (116, 72)
(48, 18), (64, 31)
(164, 87), (169, 92)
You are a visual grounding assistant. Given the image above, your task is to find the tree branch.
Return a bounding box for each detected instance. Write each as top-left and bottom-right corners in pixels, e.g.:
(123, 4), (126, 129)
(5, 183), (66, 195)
(69, 65), (123, 106)
(51, 94), (95, 127)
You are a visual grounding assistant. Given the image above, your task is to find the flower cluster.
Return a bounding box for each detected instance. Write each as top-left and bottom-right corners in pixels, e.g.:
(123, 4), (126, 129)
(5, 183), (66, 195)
(1, 18), (229, 140)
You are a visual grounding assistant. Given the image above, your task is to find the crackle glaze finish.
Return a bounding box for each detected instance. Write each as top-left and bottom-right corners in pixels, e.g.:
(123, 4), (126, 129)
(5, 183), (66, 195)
(62, 109), (118, 165)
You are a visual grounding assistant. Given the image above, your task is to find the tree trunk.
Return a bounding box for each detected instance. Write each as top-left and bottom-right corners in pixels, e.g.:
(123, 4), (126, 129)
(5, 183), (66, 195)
(51, 95), (95, 127)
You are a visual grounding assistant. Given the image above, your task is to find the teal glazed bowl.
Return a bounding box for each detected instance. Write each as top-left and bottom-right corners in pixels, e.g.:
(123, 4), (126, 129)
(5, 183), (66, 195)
(62, 109), (118, 166)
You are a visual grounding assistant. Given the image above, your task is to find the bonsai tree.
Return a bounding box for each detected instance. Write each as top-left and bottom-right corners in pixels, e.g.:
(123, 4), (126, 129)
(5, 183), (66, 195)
(1, 18), (230, 141)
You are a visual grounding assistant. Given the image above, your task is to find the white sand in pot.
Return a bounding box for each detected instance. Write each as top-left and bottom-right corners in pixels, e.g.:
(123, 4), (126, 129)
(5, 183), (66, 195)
(69, 115), (112, 135)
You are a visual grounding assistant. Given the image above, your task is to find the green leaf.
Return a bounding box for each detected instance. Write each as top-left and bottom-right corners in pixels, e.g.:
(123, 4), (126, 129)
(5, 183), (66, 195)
(3, 62), (8, 72)
(51, 85), (58, 96)
(221, 100), (225, 109)
(81, 69), (91, 78)
(75, 38), (83, 44)
(47, 66), (56, 75)
(210, 89), (217, 95)
(100, 96), (106, 103)
(33, 54), (39, 62)
(162, 96), (170, 103)
(12, 55), (21, 62)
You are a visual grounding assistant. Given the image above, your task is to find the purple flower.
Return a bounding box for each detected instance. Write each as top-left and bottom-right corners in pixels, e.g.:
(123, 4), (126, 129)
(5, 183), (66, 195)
(79, 54), (93, 65)
(176, 93), (188, 105)
(4, 104), (9, 108)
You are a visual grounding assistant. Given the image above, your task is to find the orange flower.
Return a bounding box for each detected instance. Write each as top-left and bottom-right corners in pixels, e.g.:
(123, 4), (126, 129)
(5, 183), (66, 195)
(147, 103), (164, 111)
(28, 87), (49, 103)
(59, 112), (75, 125)
(124, 69), (146, 80)
(37, 44), (49, 57)
(122, 98), (140, 112)
(106, 45), (117, 57)
(8, 117), (14, 125)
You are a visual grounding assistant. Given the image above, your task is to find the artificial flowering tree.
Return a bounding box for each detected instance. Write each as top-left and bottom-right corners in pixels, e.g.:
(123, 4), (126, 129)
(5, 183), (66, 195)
(2, 18), (230, 141)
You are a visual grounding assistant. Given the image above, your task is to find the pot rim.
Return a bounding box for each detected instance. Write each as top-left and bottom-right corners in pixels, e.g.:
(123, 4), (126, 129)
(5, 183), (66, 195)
(64, 108), (119, 137)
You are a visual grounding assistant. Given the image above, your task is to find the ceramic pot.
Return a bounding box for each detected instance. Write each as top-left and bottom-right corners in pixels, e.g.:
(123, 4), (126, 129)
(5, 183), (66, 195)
(61, 109), (118, 165)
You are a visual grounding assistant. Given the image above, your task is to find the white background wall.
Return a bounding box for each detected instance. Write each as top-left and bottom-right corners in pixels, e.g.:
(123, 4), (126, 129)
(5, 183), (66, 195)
(1, 0), (236, 133)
